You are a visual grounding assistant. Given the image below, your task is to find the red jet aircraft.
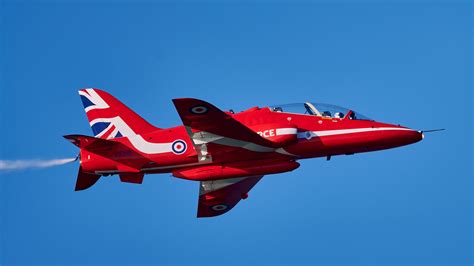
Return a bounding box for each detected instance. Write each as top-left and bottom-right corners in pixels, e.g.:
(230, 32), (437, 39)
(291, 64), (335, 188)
(65, 88), (424, 217)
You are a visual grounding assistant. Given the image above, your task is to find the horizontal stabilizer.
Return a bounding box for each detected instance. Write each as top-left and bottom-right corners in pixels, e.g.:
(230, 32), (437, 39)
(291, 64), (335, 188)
(64, 134), (119, 151)
(64, 134), (148, 169)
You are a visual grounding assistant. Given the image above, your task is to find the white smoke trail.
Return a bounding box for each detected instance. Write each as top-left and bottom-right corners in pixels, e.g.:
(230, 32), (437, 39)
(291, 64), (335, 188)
(0, 158), (77, 171)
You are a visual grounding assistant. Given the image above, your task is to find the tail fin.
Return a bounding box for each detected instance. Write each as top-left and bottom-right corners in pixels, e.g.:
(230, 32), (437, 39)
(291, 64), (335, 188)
(78, 88), (159, 139)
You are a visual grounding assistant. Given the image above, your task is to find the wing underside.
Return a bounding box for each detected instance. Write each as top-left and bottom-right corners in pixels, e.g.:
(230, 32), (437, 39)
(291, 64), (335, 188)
(198, 176), (263, 218)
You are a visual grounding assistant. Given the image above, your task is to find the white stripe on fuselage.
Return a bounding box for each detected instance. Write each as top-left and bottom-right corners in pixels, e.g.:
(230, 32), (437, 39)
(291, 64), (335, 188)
(276, 128), (297, 135)
(93, 126), (413, 173)
(297, 127), (413, 139)
(90, 118), (412, 157)
(191, 131), (275, 152)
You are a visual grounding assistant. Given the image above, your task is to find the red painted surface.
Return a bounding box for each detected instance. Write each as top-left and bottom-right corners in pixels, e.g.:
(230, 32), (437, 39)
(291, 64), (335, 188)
(172, 160), (300, 181)
(67, 88), (424, 217)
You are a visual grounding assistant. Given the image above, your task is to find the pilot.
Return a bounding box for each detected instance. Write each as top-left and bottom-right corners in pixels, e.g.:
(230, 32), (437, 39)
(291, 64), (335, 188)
(334, 112), (344, 118)
(322, 111), (331, 117)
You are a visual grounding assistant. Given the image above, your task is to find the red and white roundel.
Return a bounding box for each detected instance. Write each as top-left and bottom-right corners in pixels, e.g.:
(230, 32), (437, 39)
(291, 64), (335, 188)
(189, 105), (208, 115)
(171, 140), (187, 154)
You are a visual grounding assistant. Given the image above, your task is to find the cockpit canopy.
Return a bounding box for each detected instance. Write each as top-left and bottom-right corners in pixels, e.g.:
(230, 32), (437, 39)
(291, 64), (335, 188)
(269, 102), (371, 120)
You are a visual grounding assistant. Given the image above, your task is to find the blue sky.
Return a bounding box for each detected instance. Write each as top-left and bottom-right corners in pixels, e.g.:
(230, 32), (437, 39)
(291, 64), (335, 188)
(1, 1), (472, 265)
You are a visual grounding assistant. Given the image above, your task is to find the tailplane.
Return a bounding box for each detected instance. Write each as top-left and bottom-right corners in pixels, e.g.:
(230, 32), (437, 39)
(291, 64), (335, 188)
(78, 88), (159, 139)
(64, 134), (148, 191)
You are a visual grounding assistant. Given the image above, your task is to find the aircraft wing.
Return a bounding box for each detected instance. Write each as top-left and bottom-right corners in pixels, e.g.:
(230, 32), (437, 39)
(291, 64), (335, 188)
(172, 98), (278, 155)
(198, 176), (263, 218)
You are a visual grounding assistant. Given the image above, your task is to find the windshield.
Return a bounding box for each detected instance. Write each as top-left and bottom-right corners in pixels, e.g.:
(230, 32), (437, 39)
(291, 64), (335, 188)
(269, 102), (371, 120)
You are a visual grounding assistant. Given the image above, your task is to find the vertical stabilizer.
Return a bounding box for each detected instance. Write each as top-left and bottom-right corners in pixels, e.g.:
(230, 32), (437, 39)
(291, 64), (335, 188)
(78, 88), (159, 139)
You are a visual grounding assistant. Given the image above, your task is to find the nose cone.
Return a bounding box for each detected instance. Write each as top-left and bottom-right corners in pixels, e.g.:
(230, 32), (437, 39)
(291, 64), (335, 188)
(368, 123), (424, 151)
(381, 125), (424, 148)
(401, 129), (424, 145)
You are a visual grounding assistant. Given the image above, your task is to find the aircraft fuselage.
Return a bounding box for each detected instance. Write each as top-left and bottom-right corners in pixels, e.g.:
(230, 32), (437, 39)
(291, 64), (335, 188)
(77, 106), (422, 178)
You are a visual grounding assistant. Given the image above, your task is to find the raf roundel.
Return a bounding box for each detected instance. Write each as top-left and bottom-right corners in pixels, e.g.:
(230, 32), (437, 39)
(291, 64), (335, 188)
(211, 204), (228, 211)
(189, 105), (208, 115)
(171, 140), (187, 155)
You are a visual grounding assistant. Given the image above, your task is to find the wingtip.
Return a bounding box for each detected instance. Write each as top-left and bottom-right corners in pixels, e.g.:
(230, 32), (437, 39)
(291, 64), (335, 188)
(197, 209), (231, 218)
(172, 97), (200, 102)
